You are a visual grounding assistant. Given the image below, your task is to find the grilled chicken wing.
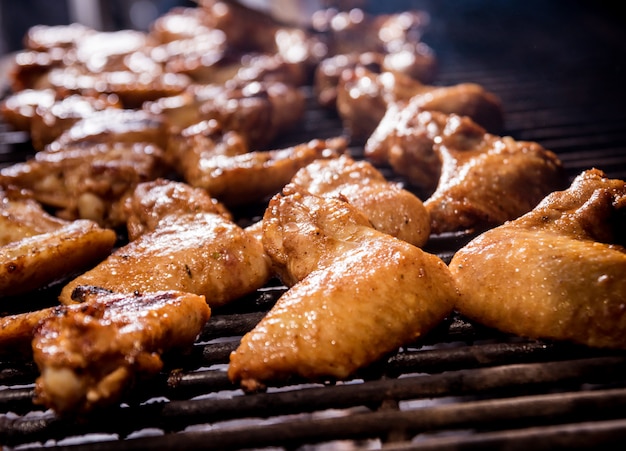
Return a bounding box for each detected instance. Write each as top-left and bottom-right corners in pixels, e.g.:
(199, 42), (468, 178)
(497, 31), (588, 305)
(0, 142), (170, 227)
(336, 66), (503, 141)
(175, 137), (347, 207)
(366, 109), (566, 234)
(449, 169), (626, 349)
(45, 108), (169, 152)
(290, 154), (430, 247)
(229, 186), (457, 390)
(33, 290), (211, 415)
(59, 180), (271, 307)
(0, 88), (57, 132)
(0, 189), (116, 297)
(0, 306), (59, 357)
(0, 187), (67, 245)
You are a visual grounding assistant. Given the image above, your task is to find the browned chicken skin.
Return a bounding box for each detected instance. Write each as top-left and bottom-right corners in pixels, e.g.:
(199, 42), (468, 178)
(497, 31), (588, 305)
(33, 290), (211, 415)
(336, 66), (503, 142)
(0, 187), (117, 285)
(173, 137), (347, 207)
(0, 142), (171, 227)
(290, 154), (430, 247)
(0, 188), (117, 297)
(59, 180), (271, 308)
(449, 169), (626, 349)
(366, 109), (566, 234)
(229, 186), (457, 390)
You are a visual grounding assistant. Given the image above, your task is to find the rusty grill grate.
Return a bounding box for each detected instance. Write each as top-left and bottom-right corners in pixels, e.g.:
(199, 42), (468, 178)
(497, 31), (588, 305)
(2, 1), (626, 449)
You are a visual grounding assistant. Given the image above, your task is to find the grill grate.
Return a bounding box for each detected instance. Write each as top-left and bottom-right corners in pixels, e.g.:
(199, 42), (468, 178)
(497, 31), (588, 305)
(2, 1), (626, 449)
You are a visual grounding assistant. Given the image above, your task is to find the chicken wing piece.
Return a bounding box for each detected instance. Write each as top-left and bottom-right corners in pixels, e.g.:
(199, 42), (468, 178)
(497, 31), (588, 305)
(366, 109), (566, 234)
(29, 93), (122, 151)
(337, 66), (503, 142)
(1, 187), (116, 297)
(178, 137), (347, 207)
(1, 220), (116, 298)
(229, 186), (457, 390)
(198, 80), (306, 150)
(0, 88), (57, 132)
(59, 180), (271, 308)
(449, 169), (626, 349)
(314, 50), (435, 109)
(0, 187), (67, 245)
(165, 118), (248, 180)
(290, 154), (430, 247)
(45, 108), (170, 152)
(0, 142), (170, 227)
(0, 306), (62, 358)
(33, 290), (211, 415)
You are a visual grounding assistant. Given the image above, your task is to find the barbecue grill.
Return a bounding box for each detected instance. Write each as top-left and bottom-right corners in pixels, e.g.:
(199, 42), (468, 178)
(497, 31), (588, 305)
(2, 1), (626, 449)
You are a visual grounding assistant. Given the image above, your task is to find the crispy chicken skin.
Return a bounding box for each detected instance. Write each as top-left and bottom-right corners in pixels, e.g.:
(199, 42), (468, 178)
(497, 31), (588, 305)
(0, 188), (117, 297)
(449, 169), (626, 349)
(1, 220), (117, 298)
(176, 137), (347, 207)
(59, 180), (271, 307)
(229, 186), (457, 390)
(290, 154), (430, 247)
(0, 142), (170, 227)
(336, 66), (503, 142)
(0, 187), (67, 245)
(0, 306), (59, 358)
(366, 109), (566, 234)
(0, 88), (57, 131)
(29, 94), (122, 151)
(33, 290), (211, 415)
(45, 108), (169, 152)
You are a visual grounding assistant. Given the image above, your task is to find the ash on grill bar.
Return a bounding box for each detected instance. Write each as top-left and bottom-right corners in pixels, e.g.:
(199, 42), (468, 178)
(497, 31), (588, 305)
(1, 0), (626, 450)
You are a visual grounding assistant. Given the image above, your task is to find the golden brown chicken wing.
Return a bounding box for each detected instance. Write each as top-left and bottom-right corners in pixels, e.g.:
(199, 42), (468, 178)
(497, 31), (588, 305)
(0, 142), (170, 227)
(229, 186), (457, 391)
(336, 66), (503, 141)
(366, 109), (566, 234)
(449, 169), (626, 349)
(33, 290), (211, 415)
(59, 180), (271, 307)
(0, 195), (116, 297)
(290, 154), (430, 247)
(0, 88), (57, 132)
(29, 93), (122, 151)
(175, 137), (347, 207)
(0, 187), (67, 245)
(45, 108), (169, 152)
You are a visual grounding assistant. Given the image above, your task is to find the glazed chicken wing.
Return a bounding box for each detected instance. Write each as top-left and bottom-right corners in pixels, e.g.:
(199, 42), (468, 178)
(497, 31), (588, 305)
(175, 137), (347, 207)
(366, 109), (566, 234)
(290, 154), (430, 247)
(0, 188), (117, 297)
(33, 290), (211, 415)
(228, 186), (458, 390)
(59, 180), (271, 307)
(336, 66), (503, 142)
(0, 142), (170, 227)
(449, 169), (626, 349)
